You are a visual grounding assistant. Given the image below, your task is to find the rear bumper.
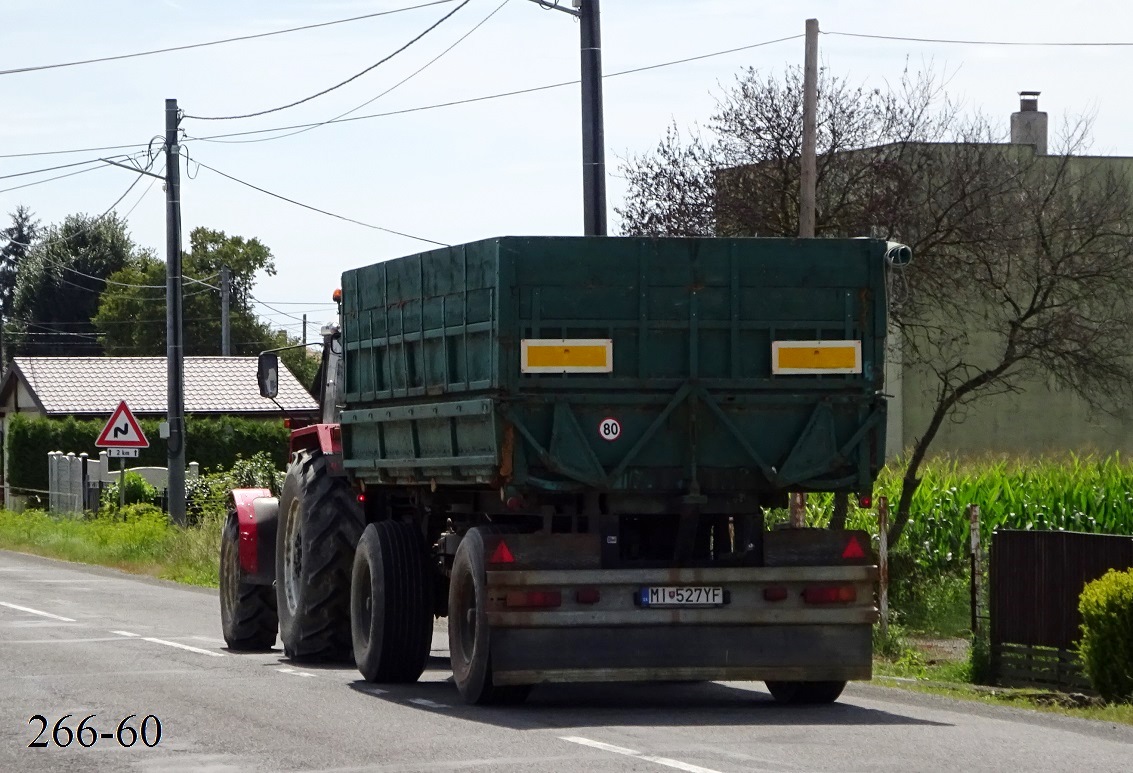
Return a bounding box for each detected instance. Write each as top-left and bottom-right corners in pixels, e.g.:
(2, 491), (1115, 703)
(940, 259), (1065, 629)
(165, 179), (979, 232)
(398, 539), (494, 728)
(484, 565), (877, 685)
(490, 624), (872, 685)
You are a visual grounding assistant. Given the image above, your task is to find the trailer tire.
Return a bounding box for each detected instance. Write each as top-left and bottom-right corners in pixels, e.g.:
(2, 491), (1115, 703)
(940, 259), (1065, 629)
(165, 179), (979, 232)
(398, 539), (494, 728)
(351, 520), (433, 683)
(277, 449), (364, 662)
(219, 512), (278, 650)
(765, 680), (846, 705)
(448, 527), (531, 705)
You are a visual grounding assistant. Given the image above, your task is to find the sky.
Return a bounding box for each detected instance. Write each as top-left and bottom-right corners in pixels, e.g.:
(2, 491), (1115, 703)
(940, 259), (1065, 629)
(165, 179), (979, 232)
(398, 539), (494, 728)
(3, 0), (1132, 340)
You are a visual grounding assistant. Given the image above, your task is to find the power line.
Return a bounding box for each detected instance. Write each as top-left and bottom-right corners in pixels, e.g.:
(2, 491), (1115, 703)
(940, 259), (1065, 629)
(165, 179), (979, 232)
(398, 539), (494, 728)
(824, 30), (1133, 47)
(183, 34), (804, 144)
(0, 156), (116, 181)
(0, 0), (460, 77)
(223, 0), (512, 144)
(193, 158), (448, 247)
(0, 161), (112, 195)
(0, 141), (151, 160)
(183, 0), (472, 121)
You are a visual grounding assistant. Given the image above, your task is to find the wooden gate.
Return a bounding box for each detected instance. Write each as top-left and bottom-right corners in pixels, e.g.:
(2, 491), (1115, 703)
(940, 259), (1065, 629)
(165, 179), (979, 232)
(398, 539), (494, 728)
(989, 530), (1133, 691)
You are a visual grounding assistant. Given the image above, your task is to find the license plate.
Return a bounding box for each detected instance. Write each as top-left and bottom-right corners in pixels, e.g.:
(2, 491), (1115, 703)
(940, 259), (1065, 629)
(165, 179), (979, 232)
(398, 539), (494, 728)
(639, 586), (724, 608)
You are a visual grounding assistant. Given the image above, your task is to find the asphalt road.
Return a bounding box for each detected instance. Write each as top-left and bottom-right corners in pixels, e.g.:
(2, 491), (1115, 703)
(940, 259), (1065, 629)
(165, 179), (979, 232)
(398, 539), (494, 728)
(2, 549), (1131, 773)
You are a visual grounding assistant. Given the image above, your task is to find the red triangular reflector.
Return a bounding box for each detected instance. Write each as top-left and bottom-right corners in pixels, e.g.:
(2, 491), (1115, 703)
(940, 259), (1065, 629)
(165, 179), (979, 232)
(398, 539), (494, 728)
(842, 536), (865, 560)
(489, 540), (515, 564)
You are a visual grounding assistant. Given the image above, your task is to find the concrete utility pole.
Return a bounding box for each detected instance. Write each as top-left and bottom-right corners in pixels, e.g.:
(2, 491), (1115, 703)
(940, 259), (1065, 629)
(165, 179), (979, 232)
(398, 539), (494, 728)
(525, 0), (607, 236)
(799, 18), (819, 239)
(220, 265), (231, 356)
(165, 98), (186, 527)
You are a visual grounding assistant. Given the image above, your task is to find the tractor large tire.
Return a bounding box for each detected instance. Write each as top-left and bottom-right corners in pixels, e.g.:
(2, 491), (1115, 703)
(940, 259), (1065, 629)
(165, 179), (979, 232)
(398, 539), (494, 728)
(448, 527), (531, 705)
(276, 449), (364, 662)
(351, 520), (434, 683)
(219, 512), (277, 650)
(765, 680), (846, 705)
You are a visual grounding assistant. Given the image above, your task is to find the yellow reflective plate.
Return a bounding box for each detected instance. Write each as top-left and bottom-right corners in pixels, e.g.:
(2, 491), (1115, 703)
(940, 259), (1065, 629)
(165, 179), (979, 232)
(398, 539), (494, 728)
(521, 339), (613, 374)
(772, 340), (862, 375)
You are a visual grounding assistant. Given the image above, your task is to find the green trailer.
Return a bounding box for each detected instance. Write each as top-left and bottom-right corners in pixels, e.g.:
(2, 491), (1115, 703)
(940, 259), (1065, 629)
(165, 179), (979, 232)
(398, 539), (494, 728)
(222, 235), (904, 706)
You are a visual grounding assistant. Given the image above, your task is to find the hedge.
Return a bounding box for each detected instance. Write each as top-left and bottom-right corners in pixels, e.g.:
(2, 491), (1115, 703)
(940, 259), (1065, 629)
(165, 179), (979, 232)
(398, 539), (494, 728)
(1078, 568), (1133, 703)
(7, 414), (289, 493)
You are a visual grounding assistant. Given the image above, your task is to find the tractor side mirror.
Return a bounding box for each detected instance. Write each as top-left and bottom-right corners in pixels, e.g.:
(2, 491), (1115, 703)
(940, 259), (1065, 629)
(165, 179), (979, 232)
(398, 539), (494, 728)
(257, 352), (279, 399)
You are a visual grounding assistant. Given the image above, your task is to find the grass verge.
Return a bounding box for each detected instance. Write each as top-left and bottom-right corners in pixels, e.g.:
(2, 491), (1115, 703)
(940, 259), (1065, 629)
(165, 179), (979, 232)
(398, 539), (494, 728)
(0, 507), (223, 587)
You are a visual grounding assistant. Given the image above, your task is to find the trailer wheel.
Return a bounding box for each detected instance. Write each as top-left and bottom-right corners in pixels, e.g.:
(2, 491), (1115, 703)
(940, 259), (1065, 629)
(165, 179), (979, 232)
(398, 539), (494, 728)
(351, 520), (433, 682)
(448, 527), (531, 705)
(765, 680), (846, 705)
(277, 449), (364, 662)
(219, 512), (278, 650)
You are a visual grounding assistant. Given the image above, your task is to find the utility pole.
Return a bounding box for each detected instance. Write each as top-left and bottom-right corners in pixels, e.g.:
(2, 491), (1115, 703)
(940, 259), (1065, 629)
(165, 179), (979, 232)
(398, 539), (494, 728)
(165, 98), (186, 527)
(525, 0), (606, 236)
(220, 265), (231, 356)
(791, 19), (819, 530)
(302, 314), (307, 347)
(799, 18), (818, 239)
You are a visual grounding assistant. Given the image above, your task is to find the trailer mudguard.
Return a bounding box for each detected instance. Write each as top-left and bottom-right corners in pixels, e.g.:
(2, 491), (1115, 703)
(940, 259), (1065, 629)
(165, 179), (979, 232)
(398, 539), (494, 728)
(230, 488), (277, 585)
(288, 424), (345, 476)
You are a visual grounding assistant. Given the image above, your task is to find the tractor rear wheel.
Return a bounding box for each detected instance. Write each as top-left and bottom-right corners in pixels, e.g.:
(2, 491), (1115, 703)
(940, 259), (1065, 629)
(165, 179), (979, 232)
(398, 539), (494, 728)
(276, 449), (364, 662)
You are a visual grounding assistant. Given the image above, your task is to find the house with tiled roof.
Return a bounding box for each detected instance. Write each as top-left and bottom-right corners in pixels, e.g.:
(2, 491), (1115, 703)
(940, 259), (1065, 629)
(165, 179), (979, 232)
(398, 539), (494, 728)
(0, 357), (318, 506)
(0, 356), (317, 418)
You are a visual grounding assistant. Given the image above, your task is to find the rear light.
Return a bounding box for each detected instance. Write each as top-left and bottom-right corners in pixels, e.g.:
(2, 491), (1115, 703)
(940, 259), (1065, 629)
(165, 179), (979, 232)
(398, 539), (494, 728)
(858, 493), (872, 509)
(283, 418), (292, 429)
(803, 585), (857, 604)
(763, 587), (789, 602)
(356, 493), (366, 503)
(488, 540), (515, 564)
(576, 588), (601, 604)
(505, 590), (562, 608)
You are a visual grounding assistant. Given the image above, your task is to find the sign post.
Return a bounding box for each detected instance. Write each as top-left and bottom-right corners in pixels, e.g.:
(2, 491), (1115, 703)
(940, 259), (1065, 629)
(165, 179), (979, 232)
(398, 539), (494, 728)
(95, 401), (150, 509)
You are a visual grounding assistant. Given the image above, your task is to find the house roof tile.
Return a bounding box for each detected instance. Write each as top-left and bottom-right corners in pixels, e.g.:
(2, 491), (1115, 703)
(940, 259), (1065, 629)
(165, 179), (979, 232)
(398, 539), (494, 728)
(6, 356), (318, 415)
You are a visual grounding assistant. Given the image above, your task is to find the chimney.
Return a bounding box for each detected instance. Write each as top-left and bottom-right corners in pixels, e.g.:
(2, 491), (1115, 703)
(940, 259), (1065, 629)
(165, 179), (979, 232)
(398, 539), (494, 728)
(1010, 91), (1047, 155)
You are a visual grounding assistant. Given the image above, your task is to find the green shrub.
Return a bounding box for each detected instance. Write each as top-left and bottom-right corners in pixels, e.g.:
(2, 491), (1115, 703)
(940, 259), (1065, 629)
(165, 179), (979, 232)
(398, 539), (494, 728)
(8, 414), (289, 493)
(100, 471), (159, 510)
(1078, 568), (1133, 703)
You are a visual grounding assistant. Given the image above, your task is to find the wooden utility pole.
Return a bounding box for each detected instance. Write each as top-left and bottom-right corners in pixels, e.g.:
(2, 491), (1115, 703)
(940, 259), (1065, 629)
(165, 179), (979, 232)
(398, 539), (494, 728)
(800, 18), (819, 239)
(165, 98), (186, 527)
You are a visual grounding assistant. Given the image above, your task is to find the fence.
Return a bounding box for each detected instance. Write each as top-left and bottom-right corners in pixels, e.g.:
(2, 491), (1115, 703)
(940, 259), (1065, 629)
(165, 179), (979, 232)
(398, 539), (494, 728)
(46, 451), (199, 515)
(989, 529), (1133, 691)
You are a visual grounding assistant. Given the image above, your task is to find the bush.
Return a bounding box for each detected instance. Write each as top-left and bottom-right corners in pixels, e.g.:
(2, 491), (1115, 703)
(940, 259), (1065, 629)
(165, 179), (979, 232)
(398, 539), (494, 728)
(100, 471), (160, 510)
(1078, 568), (1133, 703)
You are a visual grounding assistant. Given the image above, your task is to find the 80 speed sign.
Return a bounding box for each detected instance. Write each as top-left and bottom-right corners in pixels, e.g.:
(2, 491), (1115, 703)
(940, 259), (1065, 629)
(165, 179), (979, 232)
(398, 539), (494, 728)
(599, 417), (621, 441)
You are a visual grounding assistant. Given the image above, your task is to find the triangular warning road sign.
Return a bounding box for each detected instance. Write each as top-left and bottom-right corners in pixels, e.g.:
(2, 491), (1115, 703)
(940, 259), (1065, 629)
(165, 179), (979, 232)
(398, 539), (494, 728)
(96, 401), (150, 448)
(842, 535), (866, 560)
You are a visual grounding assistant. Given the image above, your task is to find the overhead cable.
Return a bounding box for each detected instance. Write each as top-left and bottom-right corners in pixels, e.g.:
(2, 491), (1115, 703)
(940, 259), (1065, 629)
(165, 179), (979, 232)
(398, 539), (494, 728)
(234, 0), (512, 144)
(0, 0), (460, 77)
(184, 33), (804, 143)
(193, 158), (448, 247)
(824, 30), (1133, 46)
(183, 0), (472, 121)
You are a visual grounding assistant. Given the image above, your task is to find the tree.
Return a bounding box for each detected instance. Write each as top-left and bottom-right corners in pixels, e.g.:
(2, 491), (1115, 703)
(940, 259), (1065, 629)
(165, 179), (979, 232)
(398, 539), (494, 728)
(10, 213), (144, 357)
(0, 205), (40, 321)
(617, 66), (1133, 546)
(94, 227), (319, 392)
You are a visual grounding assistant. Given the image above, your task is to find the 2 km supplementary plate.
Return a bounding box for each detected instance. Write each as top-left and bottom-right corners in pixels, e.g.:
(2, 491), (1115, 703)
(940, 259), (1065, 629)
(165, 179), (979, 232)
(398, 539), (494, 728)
(639, 586), (725, 608)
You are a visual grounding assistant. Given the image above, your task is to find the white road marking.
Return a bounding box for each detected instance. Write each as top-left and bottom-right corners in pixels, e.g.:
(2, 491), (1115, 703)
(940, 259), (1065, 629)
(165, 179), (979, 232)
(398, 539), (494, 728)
(277, 668), (315, 678)
(0, 601), (76, 621)
(140, 636), (226, 657)
(407, 698), (450, 709)
(560, 736), (725, 773)
(108, 629), (225, 657)
(6, 637), (133, 644)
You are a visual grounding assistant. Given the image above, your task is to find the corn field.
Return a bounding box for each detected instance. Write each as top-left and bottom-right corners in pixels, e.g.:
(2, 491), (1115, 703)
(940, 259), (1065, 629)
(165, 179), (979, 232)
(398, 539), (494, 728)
(794, 454), (1133, 574)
